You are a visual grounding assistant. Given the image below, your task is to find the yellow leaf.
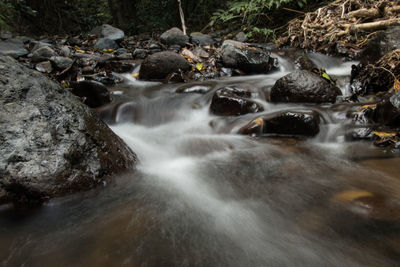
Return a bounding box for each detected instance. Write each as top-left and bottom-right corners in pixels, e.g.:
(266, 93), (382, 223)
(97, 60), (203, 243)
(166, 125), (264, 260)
(393, 78), (400, 92)
(131, 73), (139, 78)
(195, 63), (205, 71)
(253, 117), (264, 126)
(373, 131), (397, 138)
(74, 45), (80, 50)
(332, 190), (374, 203)
(359, 104), (376, 111)
(184, 56), (193, 63)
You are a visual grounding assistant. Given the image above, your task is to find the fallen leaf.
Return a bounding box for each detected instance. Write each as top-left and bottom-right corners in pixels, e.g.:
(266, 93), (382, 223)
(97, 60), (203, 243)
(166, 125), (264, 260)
(393, 78), (400, 92)
(332, 190), (374, 203)
(373, 131), (397, 138)
(131, 73), (139, 78)
(195, 63), (205, 71)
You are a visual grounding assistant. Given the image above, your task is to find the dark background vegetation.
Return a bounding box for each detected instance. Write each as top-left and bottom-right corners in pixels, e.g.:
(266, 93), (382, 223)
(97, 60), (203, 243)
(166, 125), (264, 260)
(0, 0), (331, 40)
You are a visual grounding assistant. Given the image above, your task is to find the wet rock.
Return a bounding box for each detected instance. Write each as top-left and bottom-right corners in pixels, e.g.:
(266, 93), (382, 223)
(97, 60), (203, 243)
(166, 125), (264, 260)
(160, 27), (189, 47)
(82, 66), (94, 75)
(94, 38), (119, 50)
(350, 50), (400, 96)
(139, 51), (191, 80)
(35, 61), (53, 73)
(0, 39), (29, 58)
(210, 86), (263, 116)
(0, 55), (136, 205)
(191, 35), (215, 46)
(221, 40), (276, 74)
(176, 84), (211, 94)
(32, 46), (56, 62)
(91, 24), (125, 42)
(361, 27), (400, 64)
(270, 70), (342, 103)
(234, 32), (247, 43)
(294, 55), (318, 71)
(69, 80), (111, 108)
(373, 92), (400, 127)
(239, 111), (320, 137)
(133, 48), (147, 59)
(349, 106), (375, 140)
(50, 56), (73, 70)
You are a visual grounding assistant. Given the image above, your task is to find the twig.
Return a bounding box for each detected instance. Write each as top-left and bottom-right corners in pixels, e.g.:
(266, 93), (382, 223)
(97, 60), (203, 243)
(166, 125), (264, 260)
(177, 0), (187, 35)
(282, 7), (306, 15)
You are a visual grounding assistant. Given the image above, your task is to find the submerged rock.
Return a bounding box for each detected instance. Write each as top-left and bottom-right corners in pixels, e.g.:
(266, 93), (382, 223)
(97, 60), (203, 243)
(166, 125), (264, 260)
(160, 27), (189, 47)
(221, 40), (276, 74)
(139, 51), (191, 80)
(0, 39), (29, 58)
(239, 111), (320, 137)
(210, 86), (263, 116)
(270, 70), (342, 103)
(0, 56), (136, 205)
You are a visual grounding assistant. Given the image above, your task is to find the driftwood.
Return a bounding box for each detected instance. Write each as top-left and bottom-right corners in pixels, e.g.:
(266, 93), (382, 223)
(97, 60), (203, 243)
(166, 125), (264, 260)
(276, 0), (400, 56)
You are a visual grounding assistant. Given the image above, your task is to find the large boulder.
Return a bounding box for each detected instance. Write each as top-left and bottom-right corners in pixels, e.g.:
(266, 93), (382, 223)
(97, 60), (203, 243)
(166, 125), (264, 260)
(91, 24), (125, 42)
(221, 40), (276, 74)
(270, 70), (342, 103)
(0, 56), (136, 205)
(239, 111), (320, 137)
(0, 39), (29, 58)
(210, 86), (264, 116)
(139, 51), (191, 80)
(160, 27), (189, 47)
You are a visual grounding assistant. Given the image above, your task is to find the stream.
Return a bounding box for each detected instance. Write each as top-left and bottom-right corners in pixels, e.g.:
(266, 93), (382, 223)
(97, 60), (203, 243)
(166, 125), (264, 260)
(1, 52), (400, 267)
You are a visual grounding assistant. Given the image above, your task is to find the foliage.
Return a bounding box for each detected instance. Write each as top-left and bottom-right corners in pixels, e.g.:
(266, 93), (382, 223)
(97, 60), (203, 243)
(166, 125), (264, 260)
(209, 0), (308, 41)
(0, 1), (14, 29)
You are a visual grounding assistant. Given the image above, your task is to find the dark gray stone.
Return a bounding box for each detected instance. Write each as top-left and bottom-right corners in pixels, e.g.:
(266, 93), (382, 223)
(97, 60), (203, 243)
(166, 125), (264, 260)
(139, 51), (191, 80)
(234, 32), (247, 43)
(91, 24), (125, 42)
(0, 39), (28, 58)
(191, 35), (215, 46)
(94, 38), (119, 50)
(221, 40), (276, 74)
(160, 27), (189, 47)
(210, 86), (264, 116)
(270, 70), (342, 103)
(0, 56), (136, 205)
(50, 56), (73, 70)
(32, 46), (56, 62)
(133, 48), (147, 59)
(239, 111), (320, 137)
(361, 26), (400, 64)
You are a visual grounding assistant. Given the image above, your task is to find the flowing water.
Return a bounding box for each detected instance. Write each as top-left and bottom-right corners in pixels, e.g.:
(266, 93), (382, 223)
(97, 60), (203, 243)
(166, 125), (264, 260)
(1, 53), (400, 267)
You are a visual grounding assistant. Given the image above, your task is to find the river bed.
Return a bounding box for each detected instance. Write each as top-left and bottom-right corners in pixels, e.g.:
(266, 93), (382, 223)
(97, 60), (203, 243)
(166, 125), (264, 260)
(1, 53), (400, 267)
